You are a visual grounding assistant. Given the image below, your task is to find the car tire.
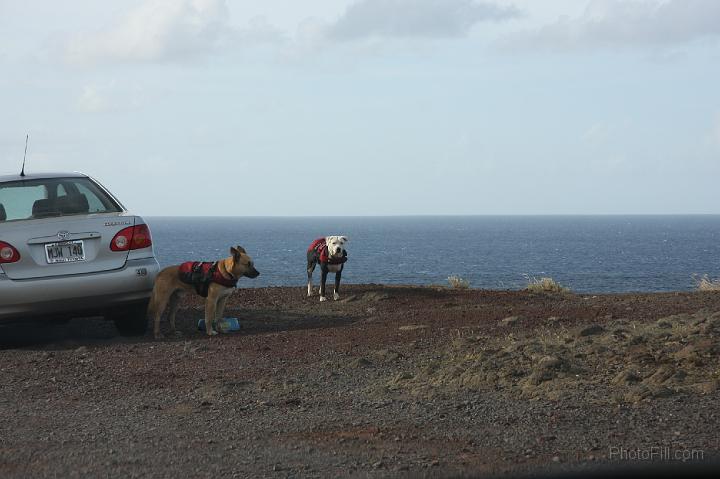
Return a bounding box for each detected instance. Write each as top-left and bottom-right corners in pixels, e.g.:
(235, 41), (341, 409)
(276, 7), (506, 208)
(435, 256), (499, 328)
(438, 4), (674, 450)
(112, 302), (149, 336)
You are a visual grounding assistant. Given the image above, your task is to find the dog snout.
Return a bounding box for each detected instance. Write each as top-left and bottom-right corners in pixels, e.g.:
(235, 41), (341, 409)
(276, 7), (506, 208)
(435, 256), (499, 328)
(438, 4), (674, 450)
(246, 268), (260, 278)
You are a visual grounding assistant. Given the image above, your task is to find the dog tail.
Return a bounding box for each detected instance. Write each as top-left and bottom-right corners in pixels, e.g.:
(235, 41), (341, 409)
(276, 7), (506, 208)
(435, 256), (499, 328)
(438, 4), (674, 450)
(146, 288), (157, 319)
(146, 268), (170, 323)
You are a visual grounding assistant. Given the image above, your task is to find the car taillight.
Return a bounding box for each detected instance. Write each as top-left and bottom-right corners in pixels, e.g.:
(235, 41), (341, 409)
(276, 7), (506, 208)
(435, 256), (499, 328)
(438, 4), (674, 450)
(110, 224), (153, 252)
(0, 241), (21, 263)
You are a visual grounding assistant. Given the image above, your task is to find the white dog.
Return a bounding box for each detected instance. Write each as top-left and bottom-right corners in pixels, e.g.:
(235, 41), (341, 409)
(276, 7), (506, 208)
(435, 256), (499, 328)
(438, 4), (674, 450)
(306, 236), (349, 301)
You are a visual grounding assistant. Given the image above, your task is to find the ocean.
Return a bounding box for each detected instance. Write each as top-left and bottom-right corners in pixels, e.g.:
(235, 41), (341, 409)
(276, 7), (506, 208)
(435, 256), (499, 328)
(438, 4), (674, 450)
(145, 216), (720, 294)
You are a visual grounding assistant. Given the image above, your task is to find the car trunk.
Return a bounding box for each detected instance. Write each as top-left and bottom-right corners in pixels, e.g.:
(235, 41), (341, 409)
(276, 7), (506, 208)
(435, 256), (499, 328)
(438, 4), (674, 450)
(1, 215), (136, 280)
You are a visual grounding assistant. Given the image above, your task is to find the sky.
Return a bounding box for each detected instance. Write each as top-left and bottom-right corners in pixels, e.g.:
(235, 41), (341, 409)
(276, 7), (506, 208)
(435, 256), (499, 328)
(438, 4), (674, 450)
(0, 0), (719, 216)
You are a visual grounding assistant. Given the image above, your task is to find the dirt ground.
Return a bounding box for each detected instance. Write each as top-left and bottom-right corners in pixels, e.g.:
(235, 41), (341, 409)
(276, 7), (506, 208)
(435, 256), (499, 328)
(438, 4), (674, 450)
(2, 285), (720, 478)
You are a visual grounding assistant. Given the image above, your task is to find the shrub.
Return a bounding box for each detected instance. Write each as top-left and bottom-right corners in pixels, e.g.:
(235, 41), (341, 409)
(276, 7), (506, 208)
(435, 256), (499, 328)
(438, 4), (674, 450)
(447, 275), (470, 289)
(525, 276), (570, 293)
(694, 274), (720, 292)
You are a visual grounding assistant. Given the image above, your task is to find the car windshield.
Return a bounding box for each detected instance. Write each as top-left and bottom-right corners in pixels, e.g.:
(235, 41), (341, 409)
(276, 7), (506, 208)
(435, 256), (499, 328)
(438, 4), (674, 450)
(0, 177), (122, 222)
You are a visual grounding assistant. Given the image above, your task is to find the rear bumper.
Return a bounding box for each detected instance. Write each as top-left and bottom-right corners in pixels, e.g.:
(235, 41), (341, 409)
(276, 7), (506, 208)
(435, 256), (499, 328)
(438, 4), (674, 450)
(0, 257), (160, 321)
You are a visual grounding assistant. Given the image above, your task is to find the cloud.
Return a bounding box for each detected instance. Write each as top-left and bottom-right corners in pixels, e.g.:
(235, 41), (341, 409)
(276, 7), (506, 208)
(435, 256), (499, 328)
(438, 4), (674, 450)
(325, 0), (520, 41)
(75, 81), (149, 113)
(76, 85), (113, 113)
(507, 0), (720, 50)
(63, 0), (230, 65)
(235, 16), (286, 45)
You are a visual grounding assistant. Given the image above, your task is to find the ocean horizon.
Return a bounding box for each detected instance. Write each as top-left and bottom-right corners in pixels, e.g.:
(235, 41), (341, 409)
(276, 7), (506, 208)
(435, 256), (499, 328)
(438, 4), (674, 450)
(145, 215), (720, 294)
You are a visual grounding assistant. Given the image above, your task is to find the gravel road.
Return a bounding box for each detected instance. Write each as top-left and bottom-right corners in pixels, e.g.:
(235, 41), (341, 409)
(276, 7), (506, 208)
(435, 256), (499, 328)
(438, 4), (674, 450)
(2, 285), (720, 478)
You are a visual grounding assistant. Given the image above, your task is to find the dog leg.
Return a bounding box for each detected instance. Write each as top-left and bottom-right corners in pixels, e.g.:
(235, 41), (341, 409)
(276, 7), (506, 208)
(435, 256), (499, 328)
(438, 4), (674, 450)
(204, 288), (219, 336)
(306, 259), (316, 297)
(167, 291), (183, 337)
(333, 270), (342, 301)
(216, 295), (229, 322)
(319, 267), (328, 302)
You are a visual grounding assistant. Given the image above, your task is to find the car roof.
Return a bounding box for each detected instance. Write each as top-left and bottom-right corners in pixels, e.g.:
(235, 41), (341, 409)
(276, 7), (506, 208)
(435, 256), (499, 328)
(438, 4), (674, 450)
(0, 172), (88, 183)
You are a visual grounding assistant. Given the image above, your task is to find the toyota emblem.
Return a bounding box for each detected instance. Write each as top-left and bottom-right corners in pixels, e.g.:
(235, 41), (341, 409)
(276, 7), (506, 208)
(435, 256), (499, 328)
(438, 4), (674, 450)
(57, 231), (70, 240)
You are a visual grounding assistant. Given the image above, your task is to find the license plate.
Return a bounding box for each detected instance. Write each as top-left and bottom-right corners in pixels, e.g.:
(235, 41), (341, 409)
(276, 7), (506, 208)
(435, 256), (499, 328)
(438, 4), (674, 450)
(45, 240), (85, 264)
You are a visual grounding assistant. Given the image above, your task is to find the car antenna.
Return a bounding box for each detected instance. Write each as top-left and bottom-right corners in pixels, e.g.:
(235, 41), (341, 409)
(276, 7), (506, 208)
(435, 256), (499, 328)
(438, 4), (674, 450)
(20, 133), (29, 177)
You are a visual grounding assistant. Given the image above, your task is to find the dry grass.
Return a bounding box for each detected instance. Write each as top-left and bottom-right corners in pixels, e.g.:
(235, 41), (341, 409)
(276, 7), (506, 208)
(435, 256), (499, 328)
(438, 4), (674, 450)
(695, 274), (720, 292)
(380, 311), (720, 403)
(524, 276), (570, 294)
(447, 275), (470, 289)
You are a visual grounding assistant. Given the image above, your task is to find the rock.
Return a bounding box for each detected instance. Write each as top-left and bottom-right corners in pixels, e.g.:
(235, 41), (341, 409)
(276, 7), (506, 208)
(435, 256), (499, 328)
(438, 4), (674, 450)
(673, 344), (702, 363)
(191, 344), (210, 353)
(612, 370), (642, 385)
(577, 325), (605, 337)
(388, 372), (413, 384)
(690, 316), (708, 327)
(694, 338), (716, 354)
(501, 316), (523, 325)
(399, 325), (428, 331)
(656, 319), (673, 329)
(611, 328), (630, 340)
(525, 358), (562, 386)
(644, 366), (674, 386)
(537, 355), (563, 371)
(624, 388), (648, 403)
(700, 317), (720, 334)
(627, 344), (654, 363)
(687, 381), (719, 395)
(524, 372), (545, 387)
(348, 358), (373, 368)
(372, 349), (404, 362)
(651, 386), (674, 398)
(74, 346), (88, 354)
(364, 292), (391, 302)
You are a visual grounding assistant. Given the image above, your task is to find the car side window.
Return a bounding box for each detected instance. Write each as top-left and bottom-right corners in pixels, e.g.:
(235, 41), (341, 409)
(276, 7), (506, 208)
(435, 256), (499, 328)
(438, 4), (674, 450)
(0, 185), (48, 221)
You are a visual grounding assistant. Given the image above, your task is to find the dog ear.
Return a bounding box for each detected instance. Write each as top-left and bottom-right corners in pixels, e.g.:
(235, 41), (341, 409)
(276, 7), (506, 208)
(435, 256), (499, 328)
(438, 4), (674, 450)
(230, 246), (246, 258)
(339, 236), (349, 243)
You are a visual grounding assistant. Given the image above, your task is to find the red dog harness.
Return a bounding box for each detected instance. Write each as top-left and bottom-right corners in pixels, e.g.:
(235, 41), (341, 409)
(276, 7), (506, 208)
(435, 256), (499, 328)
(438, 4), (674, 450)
(178, 261), (237, 297)
(308, 238), (347, 265)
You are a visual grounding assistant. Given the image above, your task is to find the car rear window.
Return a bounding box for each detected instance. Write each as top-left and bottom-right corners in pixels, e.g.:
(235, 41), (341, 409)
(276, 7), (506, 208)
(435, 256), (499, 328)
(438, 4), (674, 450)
(0, 177), (123, 222)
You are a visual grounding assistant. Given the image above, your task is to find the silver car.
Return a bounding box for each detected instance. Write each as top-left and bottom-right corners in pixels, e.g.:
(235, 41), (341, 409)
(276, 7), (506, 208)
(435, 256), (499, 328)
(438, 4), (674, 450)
(0, 172), (159, 335)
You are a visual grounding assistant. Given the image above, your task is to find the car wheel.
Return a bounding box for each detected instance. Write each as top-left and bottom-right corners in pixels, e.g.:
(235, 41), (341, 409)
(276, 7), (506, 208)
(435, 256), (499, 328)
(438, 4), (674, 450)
(112, 302), (149, 336)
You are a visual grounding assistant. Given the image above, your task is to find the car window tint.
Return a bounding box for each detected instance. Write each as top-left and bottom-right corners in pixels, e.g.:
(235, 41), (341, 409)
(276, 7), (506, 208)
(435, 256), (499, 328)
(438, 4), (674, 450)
(0, 185), (47, 221)
(0, 178), (122, 222)
(74, 181), (111, 213)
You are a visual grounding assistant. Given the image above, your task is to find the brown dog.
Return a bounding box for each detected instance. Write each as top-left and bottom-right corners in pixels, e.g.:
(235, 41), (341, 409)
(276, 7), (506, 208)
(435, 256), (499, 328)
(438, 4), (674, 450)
(148, 246), (259, 339)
